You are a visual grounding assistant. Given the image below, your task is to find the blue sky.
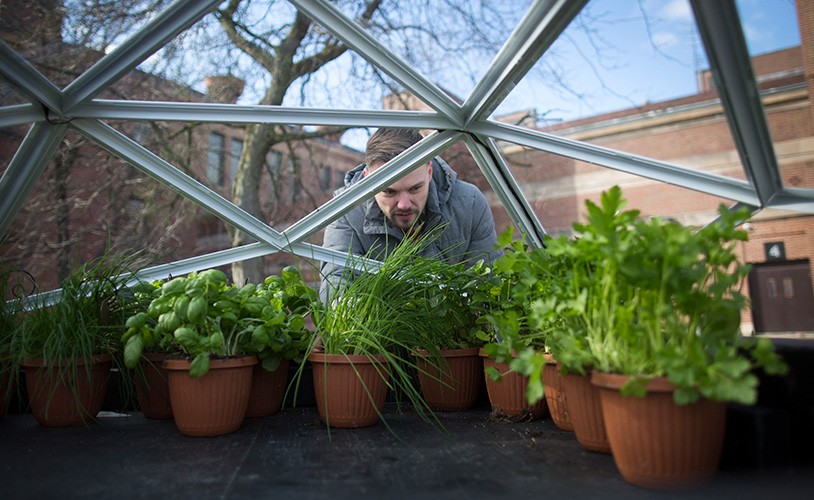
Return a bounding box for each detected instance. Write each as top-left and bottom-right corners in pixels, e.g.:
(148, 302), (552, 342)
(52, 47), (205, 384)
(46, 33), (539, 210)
(495, 0), (802, 123)
(333, 0), (802, 149)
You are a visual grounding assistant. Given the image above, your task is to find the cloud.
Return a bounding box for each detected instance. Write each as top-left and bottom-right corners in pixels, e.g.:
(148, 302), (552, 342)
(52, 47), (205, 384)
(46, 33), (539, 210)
(660, 0), (692, 21)
(652, 31), (680, 49)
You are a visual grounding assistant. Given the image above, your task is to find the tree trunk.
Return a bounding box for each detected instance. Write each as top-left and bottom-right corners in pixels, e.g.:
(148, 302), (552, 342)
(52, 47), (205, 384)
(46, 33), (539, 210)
(229, 122), (273, 284)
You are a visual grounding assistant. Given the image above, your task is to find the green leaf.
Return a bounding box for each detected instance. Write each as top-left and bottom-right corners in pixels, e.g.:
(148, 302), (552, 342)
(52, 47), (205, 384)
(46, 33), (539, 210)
(484, 365), (502, 381)
(189, 354), (211, 379)
(262, 356), (282, 372)
(123, 335), (145, 369)
(673, 386), (700, 405)
(125, 312), (148, 329)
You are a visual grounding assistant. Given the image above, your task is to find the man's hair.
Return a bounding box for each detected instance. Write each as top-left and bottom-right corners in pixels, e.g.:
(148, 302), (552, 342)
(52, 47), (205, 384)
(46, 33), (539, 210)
(364, 128), (423, 167)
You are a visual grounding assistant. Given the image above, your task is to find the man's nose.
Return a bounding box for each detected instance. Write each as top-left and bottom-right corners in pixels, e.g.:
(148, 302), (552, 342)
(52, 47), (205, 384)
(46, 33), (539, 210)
(396, 193), (411, 210)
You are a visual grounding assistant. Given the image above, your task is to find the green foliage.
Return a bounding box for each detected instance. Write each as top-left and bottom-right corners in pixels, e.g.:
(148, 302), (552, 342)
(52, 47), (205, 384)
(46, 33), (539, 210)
(475, 227), (566, 404)
(5, 253), (144, 409)
(531, 186), (787, 405)
(305, 225), (475, 429)
(10, 255), (139, 361)
(123, 266), (317, 379)
(406, 257), (493, 350)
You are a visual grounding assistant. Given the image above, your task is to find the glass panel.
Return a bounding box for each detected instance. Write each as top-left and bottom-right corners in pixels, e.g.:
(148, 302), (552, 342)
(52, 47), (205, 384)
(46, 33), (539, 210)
(332, 0), (528, 107)
(0, 130), (206, 291)
(783, 277), (795, 299)
(207, 132), (225, 186)
(0, 124), (27, 173)
(734, 0), (811, 190)
(230, 138), (243, 188)
(497, 0), (804, 196)
(500, 146), (736, 237)
(0, 77), (27, 106)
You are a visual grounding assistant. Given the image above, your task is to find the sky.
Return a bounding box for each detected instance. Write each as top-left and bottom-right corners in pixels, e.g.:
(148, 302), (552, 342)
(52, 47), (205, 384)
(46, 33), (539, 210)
(106, 0), (801, 151)
(333, 0), (802, 150)
(494, 0), (802, 123)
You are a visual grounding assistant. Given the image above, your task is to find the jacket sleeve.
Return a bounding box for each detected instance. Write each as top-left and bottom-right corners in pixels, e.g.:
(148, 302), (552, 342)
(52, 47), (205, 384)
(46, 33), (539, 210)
(466, 191), (503, 265)
(319, 214), (358, 303)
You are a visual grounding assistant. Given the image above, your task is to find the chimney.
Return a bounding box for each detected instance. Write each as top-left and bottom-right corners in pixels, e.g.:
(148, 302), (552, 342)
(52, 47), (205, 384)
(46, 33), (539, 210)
(204, 75), (245, 104)
(0, 0), (65, 49)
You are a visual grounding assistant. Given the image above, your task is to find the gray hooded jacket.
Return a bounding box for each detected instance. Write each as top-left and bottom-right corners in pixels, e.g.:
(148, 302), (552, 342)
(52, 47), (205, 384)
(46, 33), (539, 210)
(319, 157), (501, 300)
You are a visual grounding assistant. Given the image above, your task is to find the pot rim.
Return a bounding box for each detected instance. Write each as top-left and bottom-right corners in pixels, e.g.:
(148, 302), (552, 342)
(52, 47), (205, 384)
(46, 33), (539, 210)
(308, 351), (388, 365)
(590, 371), (676, 393)
(163, 355), (257, 371)
(413, 347), (480, 358)
(20, 351), (114, 368)
(478, 347), (537, 359)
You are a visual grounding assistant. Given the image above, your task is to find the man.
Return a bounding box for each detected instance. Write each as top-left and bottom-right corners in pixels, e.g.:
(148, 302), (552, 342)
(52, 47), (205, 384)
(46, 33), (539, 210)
(320, 128), (501, 300)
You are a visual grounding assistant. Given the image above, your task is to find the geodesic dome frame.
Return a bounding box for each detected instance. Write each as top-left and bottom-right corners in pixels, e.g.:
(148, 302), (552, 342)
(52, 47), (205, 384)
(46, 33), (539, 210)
(1, 0), (813, 287)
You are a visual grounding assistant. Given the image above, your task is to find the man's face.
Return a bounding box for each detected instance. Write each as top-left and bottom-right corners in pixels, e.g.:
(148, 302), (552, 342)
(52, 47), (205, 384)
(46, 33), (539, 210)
(367, 161), (432, 232)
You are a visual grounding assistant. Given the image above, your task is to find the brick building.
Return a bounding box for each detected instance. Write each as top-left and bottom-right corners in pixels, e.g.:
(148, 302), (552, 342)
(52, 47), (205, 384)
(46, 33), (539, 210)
(0, 2), (363, 289)
(490, 5), (814, 333)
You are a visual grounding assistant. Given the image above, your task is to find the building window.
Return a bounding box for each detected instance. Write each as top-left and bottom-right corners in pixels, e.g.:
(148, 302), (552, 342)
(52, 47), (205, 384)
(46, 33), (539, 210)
(229, 138), (243, 187)
(207, 132), (225, 186)
(318, 165), (331, 191)
(288, 158), (301, 201)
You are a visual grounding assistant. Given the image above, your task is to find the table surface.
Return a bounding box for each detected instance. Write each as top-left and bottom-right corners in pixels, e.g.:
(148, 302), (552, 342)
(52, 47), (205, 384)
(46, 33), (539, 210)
(2, 404), (813, 499)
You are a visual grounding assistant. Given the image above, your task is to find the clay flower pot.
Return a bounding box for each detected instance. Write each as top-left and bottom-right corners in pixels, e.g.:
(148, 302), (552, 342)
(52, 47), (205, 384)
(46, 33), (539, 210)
(309, 351), (389, 428)
(21, 352), (112, 427)
(245, 359), (290, 418)
(561, 371), (610, 453)
(164, 356), (256, 437)
(592, 372), (726, 490)
(479, 348), (547, 420)
(134, 352), (173, 420)
(415, 348), (482, 411)
(543, 355), (573, 431)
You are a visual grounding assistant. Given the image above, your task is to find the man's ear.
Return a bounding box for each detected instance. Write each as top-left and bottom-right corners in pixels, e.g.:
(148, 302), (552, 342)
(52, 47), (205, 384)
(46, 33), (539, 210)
(363, 168), (368, 177)
(427, 161), (433, 176)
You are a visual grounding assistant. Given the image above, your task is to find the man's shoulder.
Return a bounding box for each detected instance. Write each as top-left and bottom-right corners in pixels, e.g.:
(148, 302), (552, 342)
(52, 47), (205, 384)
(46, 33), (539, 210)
(446, 178), (487, 205)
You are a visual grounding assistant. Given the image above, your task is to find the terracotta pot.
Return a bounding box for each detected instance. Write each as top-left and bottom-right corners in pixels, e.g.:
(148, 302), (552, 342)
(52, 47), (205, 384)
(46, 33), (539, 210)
(415, 348), (482, 411)
(479, 348), (547, 420)
(21, 352), (113, 427)
(164, 356), (256, 437)
(592, 372), (726, 490)
(561, 371), (610, 453)
(543, 356), (573, 431)
(309, 351), (389, 428)
(134, 352), (173, 420)
(246, 359), (289, 418)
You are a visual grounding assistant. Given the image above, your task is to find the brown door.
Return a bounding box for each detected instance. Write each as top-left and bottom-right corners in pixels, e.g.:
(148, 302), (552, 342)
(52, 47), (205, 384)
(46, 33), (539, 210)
(748, 259), (814, 333)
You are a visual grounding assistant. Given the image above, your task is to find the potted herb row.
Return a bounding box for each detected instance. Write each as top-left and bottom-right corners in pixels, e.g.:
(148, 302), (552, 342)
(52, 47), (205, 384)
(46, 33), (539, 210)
(6, 255), (138, 427)
(304, 229), (448, 429)
(123, 266), (315, 436)
(534, 186), (788, 489)
(476, 228), (558, 422)
(410, 257), (491, 412)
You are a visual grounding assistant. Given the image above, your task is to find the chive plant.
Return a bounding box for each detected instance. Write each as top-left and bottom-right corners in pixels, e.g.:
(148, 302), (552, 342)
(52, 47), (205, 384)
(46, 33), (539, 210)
(8, 253), (143, 409)
(303, 224), (464, 428)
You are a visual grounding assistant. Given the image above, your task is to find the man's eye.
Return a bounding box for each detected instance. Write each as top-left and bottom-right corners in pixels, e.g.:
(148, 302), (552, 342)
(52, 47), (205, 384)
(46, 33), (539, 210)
(382, 190), (395, 196)
(409, 186), (421, 193)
